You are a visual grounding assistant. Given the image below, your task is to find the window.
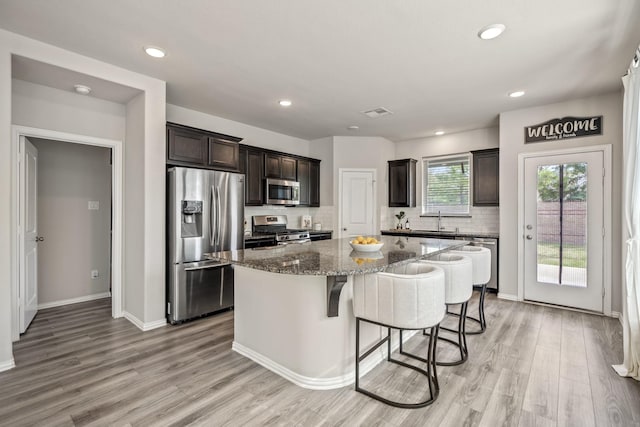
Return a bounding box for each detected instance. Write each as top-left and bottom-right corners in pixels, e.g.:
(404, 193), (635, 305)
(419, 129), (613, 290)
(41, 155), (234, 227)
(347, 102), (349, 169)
(422, 154), (471, 215)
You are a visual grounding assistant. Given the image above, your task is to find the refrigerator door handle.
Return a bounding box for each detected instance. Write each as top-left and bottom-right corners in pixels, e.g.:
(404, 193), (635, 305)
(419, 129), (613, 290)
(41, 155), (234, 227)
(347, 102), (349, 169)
(209, 187), (216, 251)
(214, 186), (221, 251)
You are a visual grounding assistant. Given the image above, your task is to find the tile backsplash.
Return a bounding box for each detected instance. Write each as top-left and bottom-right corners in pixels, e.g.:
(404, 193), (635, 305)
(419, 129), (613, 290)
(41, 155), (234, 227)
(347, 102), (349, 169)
(244, 205), (336, 233)
(382, 206), (499, 234)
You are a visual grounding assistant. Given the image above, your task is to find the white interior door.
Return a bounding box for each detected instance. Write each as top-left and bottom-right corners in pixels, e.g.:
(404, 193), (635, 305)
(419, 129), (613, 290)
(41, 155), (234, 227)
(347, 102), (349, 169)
(339, 169), (376, 238)
(20, 137), (39, 332)
(523, 150), (604, 312)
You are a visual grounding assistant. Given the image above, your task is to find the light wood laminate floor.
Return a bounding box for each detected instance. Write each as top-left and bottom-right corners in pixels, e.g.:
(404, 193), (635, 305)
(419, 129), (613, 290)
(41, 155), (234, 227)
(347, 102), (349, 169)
(1, 295), (638, 426)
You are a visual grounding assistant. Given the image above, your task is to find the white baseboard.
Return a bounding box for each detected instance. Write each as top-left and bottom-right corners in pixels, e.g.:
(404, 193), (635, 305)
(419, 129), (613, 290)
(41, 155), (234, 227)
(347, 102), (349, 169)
(0, 358), (16, 373)
(123, 311), (167, 332)
(497, 292), (519, 301)
(38, 292), (111, 310)
(611, 311), (623, 327)
(232, 330), (419, 390)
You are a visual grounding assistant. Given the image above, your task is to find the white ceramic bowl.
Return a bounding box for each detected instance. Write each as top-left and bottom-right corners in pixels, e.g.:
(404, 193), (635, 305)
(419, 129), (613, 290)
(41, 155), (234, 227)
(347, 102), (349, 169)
(349, 242), (384, 252)
(350, 250), (384, 260)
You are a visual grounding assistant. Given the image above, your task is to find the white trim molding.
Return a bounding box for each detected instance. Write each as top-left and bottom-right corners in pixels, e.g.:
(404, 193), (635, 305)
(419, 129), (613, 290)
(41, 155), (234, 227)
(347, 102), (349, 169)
(0, 358), (16, 373)
(37, 292), (111, 310)
(123, 311), (167, 332)
(10, 126), (124, 342)
(497, 293), (519, 302)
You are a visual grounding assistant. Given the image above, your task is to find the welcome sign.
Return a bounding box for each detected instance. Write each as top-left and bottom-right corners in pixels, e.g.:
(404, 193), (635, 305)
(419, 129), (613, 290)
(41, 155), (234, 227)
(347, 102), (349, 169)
(524, 116), (602, 143)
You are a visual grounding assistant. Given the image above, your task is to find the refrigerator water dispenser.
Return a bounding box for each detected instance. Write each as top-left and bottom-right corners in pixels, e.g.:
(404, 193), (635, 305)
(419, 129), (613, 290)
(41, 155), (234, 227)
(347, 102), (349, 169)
(181, 200), (202, 237)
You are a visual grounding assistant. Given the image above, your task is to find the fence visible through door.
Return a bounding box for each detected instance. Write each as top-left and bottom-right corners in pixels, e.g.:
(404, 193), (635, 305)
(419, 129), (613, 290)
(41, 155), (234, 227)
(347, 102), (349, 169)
(523, 150), (604, 312)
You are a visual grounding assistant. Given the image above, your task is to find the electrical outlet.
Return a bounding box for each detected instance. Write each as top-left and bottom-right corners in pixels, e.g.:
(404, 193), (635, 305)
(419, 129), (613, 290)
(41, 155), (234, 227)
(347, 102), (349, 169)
(88, 201), (99, 210)
(91, 270), (99, 279)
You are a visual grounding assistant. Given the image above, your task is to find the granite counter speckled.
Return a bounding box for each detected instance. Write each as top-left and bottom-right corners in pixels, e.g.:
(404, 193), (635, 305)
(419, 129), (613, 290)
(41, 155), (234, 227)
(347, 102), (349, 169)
(207, 235), (468, 276)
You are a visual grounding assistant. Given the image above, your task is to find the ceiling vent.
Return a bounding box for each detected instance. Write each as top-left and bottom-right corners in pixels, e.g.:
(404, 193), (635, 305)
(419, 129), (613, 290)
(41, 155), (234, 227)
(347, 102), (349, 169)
(361, 107), (393, 118)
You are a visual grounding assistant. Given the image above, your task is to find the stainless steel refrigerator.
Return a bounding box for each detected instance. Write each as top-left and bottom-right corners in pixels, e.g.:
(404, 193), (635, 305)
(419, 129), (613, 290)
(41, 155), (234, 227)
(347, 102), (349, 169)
(167, 167), (245, 324)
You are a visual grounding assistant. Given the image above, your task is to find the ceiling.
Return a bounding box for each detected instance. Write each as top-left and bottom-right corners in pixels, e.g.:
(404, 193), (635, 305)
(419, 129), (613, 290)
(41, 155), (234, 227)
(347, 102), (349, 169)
(1, 0), (639, 142)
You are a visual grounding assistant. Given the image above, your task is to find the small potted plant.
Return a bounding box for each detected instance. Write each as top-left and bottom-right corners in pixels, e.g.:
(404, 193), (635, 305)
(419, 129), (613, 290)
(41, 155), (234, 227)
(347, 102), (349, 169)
(394, 211), (406, 229)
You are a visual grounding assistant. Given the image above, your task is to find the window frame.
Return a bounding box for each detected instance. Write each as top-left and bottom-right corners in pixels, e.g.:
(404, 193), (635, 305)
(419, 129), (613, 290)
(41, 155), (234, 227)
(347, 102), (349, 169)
(421, 153), (472, 216)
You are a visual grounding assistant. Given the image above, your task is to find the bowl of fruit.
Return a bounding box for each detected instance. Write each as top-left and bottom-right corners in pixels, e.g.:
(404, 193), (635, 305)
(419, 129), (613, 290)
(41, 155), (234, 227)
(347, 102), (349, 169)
(349, 236), (384, 252)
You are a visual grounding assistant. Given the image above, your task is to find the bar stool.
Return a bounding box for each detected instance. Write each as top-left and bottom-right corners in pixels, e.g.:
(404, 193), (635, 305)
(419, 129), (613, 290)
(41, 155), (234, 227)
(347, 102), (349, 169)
(448, 245), (491, 334)
(420, 253), (473, 366)
(352, 262), (446, 408)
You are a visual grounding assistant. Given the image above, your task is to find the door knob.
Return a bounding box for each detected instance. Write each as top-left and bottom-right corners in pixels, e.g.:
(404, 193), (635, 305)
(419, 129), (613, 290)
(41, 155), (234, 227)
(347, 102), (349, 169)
(342, 228), (347, 231)
(526, 235), (533, 240)
(36, 236), (44, 242)
(526, 224), (533, 230)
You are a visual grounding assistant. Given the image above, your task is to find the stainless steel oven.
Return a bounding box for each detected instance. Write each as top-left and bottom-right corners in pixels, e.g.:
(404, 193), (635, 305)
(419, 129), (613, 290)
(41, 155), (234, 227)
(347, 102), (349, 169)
(265, 178), (300, 205)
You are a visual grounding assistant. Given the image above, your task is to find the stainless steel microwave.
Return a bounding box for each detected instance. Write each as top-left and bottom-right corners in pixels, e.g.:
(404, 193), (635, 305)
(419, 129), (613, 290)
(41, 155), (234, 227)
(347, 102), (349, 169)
(265, 178), (300, 205)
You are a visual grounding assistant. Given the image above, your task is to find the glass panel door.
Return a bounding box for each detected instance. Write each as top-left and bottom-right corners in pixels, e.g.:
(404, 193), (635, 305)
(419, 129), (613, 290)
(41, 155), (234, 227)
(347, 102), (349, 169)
(523, 150), (604, 312)
(536, 162), (587, 287)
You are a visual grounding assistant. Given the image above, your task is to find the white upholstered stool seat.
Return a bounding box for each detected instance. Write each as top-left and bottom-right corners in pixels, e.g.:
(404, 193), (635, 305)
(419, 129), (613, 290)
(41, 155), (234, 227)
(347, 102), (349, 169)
(449, 245), (491, 334)
(353, 262), (446, 408)
(420, 253), (473, 366)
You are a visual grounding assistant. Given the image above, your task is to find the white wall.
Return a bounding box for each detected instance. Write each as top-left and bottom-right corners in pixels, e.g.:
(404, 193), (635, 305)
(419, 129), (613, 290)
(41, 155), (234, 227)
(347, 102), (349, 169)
(31, 138), (112, 306)
(499, 91), (623, 312)
(12, 79), (126, 140)
(124, 93), (145, 322)
(0, 29), (166, 370)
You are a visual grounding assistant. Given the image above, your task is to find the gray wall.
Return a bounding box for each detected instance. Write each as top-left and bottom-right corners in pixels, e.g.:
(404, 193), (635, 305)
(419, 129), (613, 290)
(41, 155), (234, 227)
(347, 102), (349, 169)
(499, 91), (623, 312)
(31, 138), (112, 306)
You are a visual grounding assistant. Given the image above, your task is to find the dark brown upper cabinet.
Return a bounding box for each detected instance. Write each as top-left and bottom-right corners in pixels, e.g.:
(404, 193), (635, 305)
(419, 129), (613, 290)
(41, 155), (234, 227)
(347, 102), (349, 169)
(167, 126), (208, 165)
(264, 153), (297, 181)
(388, 159), (417, 207)
(298, 159), (320, 207)
(167, 122), (242, 171)
(472, 148), (499, 206)
(208, 136), (239, 172)
(239, 146), (264, 206)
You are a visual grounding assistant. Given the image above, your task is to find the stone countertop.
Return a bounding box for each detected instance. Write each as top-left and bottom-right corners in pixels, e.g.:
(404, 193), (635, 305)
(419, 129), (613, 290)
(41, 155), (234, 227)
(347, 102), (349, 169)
(207, 235), (468, 276)
(381, 229), (499, 239)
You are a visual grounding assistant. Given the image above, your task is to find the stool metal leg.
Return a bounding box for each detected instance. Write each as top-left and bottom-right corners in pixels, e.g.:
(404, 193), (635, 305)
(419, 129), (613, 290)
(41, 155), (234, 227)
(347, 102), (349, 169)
(428, 302), (469, 366)
(355, 318), (440, 408)
(445, 285), (487, 335)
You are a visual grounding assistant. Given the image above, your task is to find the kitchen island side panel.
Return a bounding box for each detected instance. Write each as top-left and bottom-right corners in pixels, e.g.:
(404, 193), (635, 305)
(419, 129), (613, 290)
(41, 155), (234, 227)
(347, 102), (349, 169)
(232, 266), (382, 388)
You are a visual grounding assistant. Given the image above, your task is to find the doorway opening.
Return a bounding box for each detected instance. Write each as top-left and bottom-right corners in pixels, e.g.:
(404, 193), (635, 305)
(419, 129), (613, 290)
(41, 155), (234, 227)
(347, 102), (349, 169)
(11, 126), (124, 341)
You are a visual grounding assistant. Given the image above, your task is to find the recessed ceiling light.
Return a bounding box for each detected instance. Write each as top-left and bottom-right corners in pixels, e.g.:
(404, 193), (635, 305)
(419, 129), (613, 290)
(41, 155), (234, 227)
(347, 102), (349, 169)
(279, 99), (292, 107)
(478, 24), (506, 40)
(347, 125), (360, 131)
(509, 90), (525, 98)
(435, 131), (445, 136)
(144, 46), (166, 58)
(73, 84), (91, 95)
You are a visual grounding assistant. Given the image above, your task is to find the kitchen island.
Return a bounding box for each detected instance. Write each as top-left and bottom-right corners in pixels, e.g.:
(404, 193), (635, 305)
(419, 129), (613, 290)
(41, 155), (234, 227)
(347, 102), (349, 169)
(207, 235), (467, 390)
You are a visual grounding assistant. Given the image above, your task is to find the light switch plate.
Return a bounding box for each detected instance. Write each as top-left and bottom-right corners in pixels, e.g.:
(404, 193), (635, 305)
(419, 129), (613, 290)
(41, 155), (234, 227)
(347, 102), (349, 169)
(88, 201), (99, 210)
(91, 269), (99, 279)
